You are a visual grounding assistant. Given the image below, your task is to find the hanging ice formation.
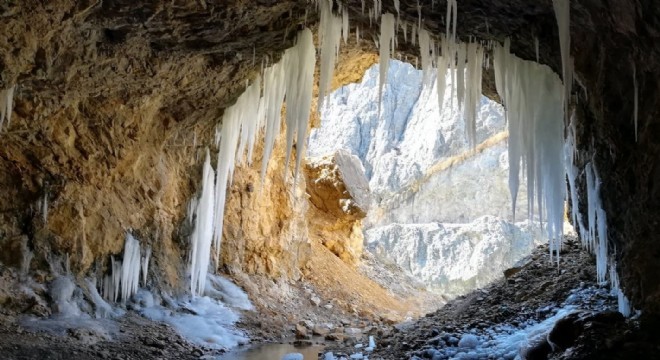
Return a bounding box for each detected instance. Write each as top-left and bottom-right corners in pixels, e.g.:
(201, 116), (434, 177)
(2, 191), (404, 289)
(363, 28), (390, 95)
(188, 29), (315, 296)
(463, 42), (484, 147)
(0, 85), (15, 131)
(378, 13), (396, 114)
(418, 29), (433, 85)
(632, 62), (638, 142)
(190, 150), (216, 296)
(317, 0), (343, 112)
(552, 0), (572, 120)
(610, 262), (632, 316)
(492, 41), (565, 262)
(101, 233), (145, 303)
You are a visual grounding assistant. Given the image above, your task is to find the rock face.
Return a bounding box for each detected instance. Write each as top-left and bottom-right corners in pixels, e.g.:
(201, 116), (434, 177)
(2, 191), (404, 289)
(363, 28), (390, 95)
(310, 60), (541, 297)
(305, 150), (371, 265)
(0, 0), (657, 320)
(308, 60), (505, 200)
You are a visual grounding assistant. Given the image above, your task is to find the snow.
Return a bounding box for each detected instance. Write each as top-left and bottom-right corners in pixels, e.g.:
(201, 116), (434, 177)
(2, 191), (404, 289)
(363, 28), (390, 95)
(308, 60), (505, 200)
(365, 216), (545, 297)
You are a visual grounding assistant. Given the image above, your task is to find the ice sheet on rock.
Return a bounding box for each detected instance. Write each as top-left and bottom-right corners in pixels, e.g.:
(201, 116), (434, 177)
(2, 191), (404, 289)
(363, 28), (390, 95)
(142, 296), (247, 350)
(49, 276), (82, 318)
(205, 273), (254, 310)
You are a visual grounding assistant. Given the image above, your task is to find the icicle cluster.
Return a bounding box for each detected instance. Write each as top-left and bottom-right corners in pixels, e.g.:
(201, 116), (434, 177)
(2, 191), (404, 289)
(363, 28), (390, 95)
(317, 0), (343, 112)
(0, 86), (15, 131)
(102, 233), (149, 303)
(188, 29), (315, 296)
(492, 40), (566, 261)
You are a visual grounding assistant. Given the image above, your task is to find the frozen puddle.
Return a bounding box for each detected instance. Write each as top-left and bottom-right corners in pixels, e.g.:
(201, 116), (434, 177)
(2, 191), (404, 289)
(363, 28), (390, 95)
(217, 342), (325, 360)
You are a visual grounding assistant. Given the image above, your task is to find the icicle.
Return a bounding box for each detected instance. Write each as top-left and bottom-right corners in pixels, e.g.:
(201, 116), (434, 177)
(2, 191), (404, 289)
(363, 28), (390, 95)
(260, 59), (287, 181)
(455, 42), (466, 110)
(141, 246), (151, 287)
(610, 262), (632, 317)
(235, 78), (262, 165)
(356, 26), (360, 43)
(318, 0), (343, 112)
(402, 21), (407, 43)
(342, 8), (349, 44)
(411, 23), (417, 46)
(378, 13), (396, 114)
(394, 0), (400, 16)
(463, 42), (484, 147)
(418, 29), (432, 85)
(283, 29), (316, 180)
(632, 62), (638, 142)
(42, 190), (48, 224)
(191, 149), (216, 296)
(534, 36), (540, 63)
(436, 35), (449, 115)
(0, 85), (15, 132)
(417, 0), (422, 29)
(552, 0), (572, 121)
(119, 233), (141, 303)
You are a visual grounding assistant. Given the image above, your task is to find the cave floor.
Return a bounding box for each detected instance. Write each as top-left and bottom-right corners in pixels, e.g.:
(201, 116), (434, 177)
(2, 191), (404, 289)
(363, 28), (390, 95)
(1, 239), (657, 360)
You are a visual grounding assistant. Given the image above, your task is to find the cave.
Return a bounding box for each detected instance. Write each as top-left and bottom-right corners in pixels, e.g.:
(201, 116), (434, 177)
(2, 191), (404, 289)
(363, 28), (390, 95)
(0, 1), (658, 359)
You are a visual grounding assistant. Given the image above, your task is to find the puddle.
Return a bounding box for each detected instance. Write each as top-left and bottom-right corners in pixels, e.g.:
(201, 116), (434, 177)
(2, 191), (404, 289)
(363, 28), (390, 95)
(217, 342), (325, 360)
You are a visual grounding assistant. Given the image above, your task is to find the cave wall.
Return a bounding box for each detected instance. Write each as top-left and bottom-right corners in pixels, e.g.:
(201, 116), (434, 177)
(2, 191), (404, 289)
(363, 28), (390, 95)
(0, 0), (658, 317)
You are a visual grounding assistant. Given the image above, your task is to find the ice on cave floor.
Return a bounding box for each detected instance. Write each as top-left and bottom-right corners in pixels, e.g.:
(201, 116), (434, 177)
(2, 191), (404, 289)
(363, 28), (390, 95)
(49, 276), (82, 318)
(282, 354), (304, 360)
(381, 286), (617, 360)
(140, 274), (251, 350)
(204, 273), (254, 310)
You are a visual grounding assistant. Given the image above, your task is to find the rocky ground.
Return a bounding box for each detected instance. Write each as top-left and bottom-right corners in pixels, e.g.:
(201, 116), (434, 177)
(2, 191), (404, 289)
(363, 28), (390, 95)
(325, 237), (660, 360)
(1, 237), (658, 360)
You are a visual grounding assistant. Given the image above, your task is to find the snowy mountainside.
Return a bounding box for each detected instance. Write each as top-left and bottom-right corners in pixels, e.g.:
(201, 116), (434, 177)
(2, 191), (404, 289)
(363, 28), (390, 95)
(307, 59), (505, 199)
(307, 60), (544, 297)
(365, 216), (545, 297)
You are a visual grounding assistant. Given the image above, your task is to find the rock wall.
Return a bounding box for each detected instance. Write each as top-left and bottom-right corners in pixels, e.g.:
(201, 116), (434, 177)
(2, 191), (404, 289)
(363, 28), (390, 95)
(0, 0), (658, 319)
